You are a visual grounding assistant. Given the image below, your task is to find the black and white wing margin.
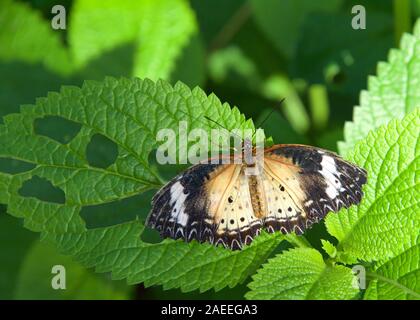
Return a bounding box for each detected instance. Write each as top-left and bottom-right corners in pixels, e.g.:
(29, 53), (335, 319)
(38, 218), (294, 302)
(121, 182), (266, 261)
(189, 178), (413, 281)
(146, 164), (224, 246)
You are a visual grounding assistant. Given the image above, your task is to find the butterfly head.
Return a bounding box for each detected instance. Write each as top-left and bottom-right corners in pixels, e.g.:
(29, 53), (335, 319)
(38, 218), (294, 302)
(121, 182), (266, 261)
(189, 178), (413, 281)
(242, 137), (257, 166)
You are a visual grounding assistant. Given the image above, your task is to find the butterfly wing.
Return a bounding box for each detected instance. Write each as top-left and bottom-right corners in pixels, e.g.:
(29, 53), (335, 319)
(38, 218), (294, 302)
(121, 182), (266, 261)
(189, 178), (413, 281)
(146, 144), (367, 250)
(146, 163), (264, 249)
(146, 163), (218, 244)
(205, 165), (263, 249)
(262, 144), (367, 233)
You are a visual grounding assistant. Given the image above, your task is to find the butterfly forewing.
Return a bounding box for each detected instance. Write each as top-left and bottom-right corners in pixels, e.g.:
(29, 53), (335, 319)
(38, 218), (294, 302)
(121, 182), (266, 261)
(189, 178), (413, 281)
(266, 145), (367, 220)
(146, 145), (367, 250)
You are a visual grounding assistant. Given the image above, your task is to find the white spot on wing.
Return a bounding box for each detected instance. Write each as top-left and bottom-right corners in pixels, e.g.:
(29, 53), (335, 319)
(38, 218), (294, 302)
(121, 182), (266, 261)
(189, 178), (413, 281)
(304, 200), (314, 206)
(319, 155), (341, 199)
(170, 181), (189, 227)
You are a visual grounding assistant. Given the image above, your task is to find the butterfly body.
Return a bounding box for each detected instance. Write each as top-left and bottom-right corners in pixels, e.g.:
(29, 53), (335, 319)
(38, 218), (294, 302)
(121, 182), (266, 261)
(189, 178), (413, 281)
(146, 144), (367, 250)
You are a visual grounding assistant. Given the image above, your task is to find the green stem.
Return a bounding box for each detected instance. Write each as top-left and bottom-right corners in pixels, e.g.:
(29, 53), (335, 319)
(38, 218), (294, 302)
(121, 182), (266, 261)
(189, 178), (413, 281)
(284, 234), (312, 248)
(393, 0), (411, 45)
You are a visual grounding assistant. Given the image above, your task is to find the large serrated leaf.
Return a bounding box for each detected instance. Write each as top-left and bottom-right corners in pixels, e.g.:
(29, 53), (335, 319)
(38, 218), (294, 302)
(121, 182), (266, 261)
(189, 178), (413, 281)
(245, 248), (358, 300)
(326, 109), (420, 262)
(0, 77), (285, 292)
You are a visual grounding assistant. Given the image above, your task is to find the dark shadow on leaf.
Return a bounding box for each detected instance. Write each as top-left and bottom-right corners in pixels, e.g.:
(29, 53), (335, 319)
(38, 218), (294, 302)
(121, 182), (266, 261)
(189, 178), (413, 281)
(304, 221), (337, 256)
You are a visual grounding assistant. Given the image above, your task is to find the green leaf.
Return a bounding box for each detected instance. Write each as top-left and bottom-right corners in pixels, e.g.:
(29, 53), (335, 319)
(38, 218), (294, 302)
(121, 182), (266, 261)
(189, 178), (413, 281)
(250, 0), (343, 58)
(339, 19), (420, 156)
(69, 0), (197, 80)
(245, 248), (358, 300)
(326, 108), (420, 262)
(308, 84), (329, 130)
(0, 77), (285, 292)
(321, 239), (337, 259)
(14, 241), (131, 299)
(364, 241), (420, 300)
(0, 0), (72, 75)
(394, 0), (412, 45)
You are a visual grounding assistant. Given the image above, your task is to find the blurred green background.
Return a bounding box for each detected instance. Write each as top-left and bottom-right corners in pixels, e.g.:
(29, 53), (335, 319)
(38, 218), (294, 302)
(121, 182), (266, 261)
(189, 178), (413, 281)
(0, 0), (418, 299)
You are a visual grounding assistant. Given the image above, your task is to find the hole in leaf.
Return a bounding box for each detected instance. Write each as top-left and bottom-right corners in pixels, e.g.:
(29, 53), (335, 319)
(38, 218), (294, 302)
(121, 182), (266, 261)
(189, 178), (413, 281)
(86, 134), (118, 168)
(19, 176), (65, 204)
(303, 221), (337, 254)
(141, 227), (163, 244)
(80, 190), (155, 229)
(0, 158), (35, 174)
(34, 116), (81, 144)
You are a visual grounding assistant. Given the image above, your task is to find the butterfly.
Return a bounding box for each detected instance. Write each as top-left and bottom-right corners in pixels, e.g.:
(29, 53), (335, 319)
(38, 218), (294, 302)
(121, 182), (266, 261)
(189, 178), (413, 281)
(146, 137), (367, 250)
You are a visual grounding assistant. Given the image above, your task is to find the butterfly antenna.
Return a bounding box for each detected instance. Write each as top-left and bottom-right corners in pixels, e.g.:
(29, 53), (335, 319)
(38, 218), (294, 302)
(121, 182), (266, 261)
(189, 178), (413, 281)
(177, 109), (225, 131)
(255, 98), (286, 129)
(252, 98), (286, 141)
(177, 109), (239, 153)
(178, 109), (242, 140)
(203, 115), (229, 131)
